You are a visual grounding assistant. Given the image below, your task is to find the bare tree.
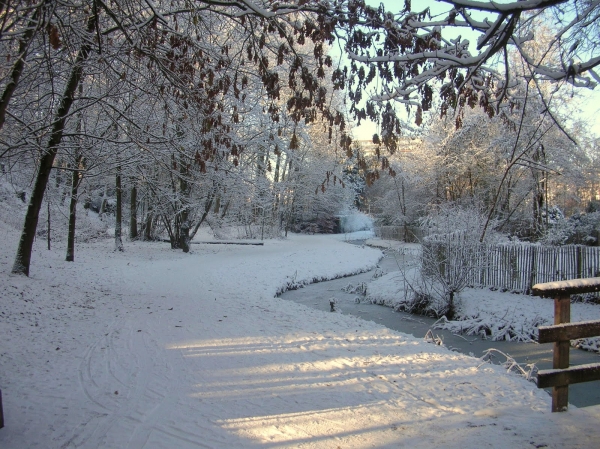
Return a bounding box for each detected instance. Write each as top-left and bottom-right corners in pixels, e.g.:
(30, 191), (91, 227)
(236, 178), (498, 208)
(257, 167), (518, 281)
(6, 0), (600, 276)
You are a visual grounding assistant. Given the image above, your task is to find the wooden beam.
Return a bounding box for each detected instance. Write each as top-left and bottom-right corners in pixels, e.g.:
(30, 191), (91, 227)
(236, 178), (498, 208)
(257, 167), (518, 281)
(552, 386), (568, 413)
(532, 277), (600, 297)
(552, 295), (570, 372)
(553, 294), (570, 411)
(538, 320), (600, 343)
(537, 363), (600, 388)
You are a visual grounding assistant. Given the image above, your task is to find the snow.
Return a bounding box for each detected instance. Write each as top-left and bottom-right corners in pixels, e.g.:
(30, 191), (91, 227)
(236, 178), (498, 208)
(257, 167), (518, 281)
(1, 227), (600, 448)
(532, 277), (600, 296)
(338, 210), (373, 233)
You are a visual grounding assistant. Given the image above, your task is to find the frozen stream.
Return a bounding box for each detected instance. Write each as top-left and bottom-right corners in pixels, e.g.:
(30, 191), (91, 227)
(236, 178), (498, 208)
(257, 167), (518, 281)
(279, 242), (600, 409)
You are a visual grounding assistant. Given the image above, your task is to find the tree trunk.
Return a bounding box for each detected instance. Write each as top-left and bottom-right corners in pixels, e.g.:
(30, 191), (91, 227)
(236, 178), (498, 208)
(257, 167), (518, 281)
(213, 195), (220, 214)
(531, 145), (547, 240)
(178, 154), (190, 253)
(129, 184), (138, 239)
(143, 207), (153, 241)
(115, 165), (124, 252)
(99, 183), (108, 217)
(190, 195), (214, 240)
(12, 15), (96, 276)
(179, 221), (190, 252)
(272, 152), (282, 219)
(221, 200), (230, 219)
(66, 156), (83, 262)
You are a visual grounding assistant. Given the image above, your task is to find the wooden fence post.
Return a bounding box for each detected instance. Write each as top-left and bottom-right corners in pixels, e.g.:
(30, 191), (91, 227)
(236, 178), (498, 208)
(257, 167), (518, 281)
(528, 246), (537, 293)
(553, 294), (570, 412)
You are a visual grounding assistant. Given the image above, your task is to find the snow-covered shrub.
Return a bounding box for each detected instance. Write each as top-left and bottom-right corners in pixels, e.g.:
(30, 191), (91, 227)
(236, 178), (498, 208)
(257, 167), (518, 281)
(0, 180), (28, 231)
(0, 179), (113, 243)
(414, 203), (508, 318)
(574, 337), (600, 353)
(342, 282), (367, 295)
(367, 268), (451, 318)
(541, 211), (600, 246)
(371, 267), (385, 279)
(479, 349), (538, 382)
(418, 236), (488, 319)
(419, 202), (505, 244)
(433, 314), (547, 342)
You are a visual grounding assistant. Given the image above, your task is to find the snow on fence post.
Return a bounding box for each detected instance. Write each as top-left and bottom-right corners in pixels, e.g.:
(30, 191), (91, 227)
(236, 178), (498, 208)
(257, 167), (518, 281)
(532, 277), (600, 412)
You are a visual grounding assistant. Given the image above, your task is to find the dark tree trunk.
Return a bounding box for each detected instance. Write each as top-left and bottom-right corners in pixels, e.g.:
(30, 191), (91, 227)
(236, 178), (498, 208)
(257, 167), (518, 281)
(179, 158), (190, 253)
(12, 15), (96, 276)
(115, 165), (124, 252)
(144, 208), (153, 241)
(447, 291), (456, 320)
(129, 184), (138, 239)
(190, 195), (214, 240)
(179, 222), (190, 253)
(213, 195), (220, 214)
(531, 145), (547, 240)
(99, 185), (107, 217)
(66, 156), (83, 262)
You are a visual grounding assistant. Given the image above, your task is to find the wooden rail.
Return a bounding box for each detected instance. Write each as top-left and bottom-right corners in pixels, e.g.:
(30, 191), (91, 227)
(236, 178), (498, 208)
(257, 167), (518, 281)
(532, 277), (600, 412)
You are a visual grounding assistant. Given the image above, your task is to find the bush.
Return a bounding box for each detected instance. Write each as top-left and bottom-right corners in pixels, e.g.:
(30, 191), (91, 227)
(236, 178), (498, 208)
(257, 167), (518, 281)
(542, 211), (600, 246)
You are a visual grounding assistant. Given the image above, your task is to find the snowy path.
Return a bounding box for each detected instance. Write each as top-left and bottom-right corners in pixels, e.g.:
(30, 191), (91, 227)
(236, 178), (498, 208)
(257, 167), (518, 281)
(1, 234), (600, 448)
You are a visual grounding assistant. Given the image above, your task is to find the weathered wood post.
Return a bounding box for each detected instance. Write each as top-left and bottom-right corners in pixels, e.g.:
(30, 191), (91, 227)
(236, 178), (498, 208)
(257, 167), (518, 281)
(552, 293), (570, 412)
(533, 277), (600, 412)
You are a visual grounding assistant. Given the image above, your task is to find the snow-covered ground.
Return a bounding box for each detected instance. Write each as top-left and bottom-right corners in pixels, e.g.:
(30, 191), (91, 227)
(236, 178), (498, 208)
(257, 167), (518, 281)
(1, 225), (600, 448)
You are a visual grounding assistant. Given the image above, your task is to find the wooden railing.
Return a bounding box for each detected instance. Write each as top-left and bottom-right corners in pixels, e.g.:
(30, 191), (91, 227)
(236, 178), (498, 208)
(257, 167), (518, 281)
(532, 277), (600, 412)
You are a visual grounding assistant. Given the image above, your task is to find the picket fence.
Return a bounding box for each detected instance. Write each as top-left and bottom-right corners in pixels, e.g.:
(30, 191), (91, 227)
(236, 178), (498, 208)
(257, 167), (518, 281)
(422, 241), (600, 294)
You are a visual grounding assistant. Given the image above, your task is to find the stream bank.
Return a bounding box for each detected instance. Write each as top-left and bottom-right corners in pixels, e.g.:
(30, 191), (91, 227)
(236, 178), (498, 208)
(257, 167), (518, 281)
(279, 242), (600, 408)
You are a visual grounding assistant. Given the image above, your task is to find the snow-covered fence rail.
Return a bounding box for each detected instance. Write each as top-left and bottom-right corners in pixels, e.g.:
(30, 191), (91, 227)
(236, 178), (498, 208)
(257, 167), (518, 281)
(422, 242), (600, 294)
(532, 278), (600, 412)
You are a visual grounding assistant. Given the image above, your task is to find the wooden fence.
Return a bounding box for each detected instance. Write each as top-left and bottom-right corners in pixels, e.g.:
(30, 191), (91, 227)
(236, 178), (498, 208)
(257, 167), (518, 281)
(423, 241), (600, 294)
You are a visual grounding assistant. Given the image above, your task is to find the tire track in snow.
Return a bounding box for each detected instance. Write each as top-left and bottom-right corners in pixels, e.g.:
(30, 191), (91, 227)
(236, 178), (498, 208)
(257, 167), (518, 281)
(71, 317), (180, 447)
(124, 330), (184, 449)
(73, 314), (220, 449)
(78, 318), (126, 414)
